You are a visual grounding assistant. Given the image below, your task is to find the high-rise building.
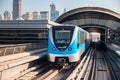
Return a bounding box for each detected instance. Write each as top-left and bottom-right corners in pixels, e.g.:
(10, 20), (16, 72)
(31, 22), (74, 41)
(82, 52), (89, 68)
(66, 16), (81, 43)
(32, 11), (39, 20)
(4, 11), (12, 20)
(64, 8), (66, 13)
(40, 11), (49, 20)
(22, 12), (33, 20)
(13, 0), (22, 20)
(0, 15), (4, 20)
(50, 3), (59, 21)
(0, 15), (2, 20)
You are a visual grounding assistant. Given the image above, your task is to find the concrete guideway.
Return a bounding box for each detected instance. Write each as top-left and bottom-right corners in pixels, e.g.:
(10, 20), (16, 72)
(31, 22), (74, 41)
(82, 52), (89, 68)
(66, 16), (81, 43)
(107, 44), (120, 56)
(0, 52), (47, 71)
(0, 48), (47, 80)
(0, 48), (47, 63)
(0, 43), (119, 80)
(66, 43), (120, 80)
(67, 47), (93, 80)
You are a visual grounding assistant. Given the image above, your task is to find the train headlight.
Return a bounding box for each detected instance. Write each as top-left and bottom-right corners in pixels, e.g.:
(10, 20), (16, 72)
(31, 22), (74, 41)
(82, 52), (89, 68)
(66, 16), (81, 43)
(52, 47), (56, 51)
(68, 47), (72, 51)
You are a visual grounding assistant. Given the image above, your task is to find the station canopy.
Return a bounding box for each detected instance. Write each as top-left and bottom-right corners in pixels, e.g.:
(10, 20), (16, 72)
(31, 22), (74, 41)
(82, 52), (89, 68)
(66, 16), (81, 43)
(56, 7), (120, 30)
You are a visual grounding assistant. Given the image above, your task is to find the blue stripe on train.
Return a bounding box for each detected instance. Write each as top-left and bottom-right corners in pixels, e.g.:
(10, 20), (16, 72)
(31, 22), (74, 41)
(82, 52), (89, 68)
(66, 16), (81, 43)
(48, 38), (87, 55)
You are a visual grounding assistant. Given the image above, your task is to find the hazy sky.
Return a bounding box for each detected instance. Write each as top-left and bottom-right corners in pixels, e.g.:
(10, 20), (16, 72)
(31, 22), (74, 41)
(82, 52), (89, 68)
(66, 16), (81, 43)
(0, 0), (120, 16)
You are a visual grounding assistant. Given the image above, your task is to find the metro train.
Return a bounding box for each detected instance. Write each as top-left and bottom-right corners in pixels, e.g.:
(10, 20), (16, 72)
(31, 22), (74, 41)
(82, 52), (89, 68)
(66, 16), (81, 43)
(90, 32), (101, 42)
(48, 25), (90, 64)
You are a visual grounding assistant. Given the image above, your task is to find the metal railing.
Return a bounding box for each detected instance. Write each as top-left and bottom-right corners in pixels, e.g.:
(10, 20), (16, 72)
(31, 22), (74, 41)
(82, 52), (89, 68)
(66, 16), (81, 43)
(0, 43), (47, 56)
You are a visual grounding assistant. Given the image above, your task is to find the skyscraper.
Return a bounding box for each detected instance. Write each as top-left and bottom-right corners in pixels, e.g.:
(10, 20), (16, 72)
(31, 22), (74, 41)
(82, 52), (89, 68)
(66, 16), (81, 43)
(0, 15), (4, 20)
(40, 11), (49, 20)
(4, 11), (12, 20)
(50, 3), (59, 21)
(13, 0), (22, 20)
(22, 12), (33, 20)
(64, 8), (66, 13)
(33, 11), (39, 20)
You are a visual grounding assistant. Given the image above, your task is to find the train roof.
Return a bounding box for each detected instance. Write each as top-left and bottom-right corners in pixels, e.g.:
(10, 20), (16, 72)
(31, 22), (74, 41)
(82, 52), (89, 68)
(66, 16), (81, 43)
(51, 25), (89, 33)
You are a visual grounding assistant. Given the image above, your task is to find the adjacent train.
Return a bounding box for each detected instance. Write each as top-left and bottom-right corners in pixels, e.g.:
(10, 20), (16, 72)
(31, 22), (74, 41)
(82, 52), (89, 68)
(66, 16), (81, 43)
(48, 25), (90, 64)
(90, 32), (101, 42)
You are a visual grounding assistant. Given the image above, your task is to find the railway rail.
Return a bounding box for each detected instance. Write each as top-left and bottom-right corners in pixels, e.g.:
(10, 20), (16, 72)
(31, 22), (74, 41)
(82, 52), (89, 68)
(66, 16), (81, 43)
(0, 43), (120, 80)
(34, 46), (93, 80)
(105, 48), (120, 80)
(73, 43), (120, 80)
(0, 47), (47, 80)
(69, 43), (120, 80)
(66, 45), (94, 80)
(16, 43), (120, 80)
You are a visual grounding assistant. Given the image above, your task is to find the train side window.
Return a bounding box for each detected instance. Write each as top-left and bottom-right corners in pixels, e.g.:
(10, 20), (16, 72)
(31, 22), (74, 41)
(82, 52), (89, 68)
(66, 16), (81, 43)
(81, 31), (84, 44)
(85, 33), (87, 41)
(79, 31), (80, 43)
(77, 31), (80, 48)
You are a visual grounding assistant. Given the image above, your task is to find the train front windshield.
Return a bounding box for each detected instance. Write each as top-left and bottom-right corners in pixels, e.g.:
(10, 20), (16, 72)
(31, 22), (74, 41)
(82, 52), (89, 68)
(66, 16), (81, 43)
(55, 30), (70, 44)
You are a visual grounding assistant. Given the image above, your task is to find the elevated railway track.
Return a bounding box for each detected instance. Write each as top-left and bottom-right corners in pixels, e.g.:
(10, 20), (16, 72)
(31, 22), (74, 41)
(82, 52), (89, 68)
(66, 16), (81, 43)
(0, 43), (120, 80)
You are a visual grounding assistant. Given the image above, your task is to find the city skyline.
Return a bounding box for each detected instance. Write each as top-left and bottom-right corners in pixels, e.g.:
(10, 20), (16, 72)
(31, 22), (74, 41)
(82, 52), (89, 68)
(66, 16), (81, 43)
(0, 0), (120, 16)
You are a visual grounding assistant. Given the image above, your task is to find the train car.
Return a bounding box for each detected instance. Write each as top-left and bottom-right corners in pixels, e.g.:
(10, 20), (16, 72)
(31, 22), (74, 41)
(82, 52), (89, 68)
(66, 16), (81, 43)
(48, 25), (90, 64)
(90, 32), (100, 42)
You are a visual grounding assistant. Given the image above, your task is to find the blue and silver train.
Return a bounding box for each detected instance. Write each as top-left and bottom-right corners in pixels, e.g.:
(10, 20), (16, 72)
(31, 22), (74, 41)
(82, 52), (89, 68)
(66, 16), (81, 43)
(48, 25), (90, 64)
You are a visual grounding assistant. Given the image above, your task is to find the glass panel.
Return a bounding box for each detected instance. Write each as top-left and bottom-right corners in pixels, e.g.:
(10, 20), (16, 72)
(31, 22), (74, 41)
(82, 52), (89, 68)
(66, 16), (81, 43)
(55, 30), (70, 44)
